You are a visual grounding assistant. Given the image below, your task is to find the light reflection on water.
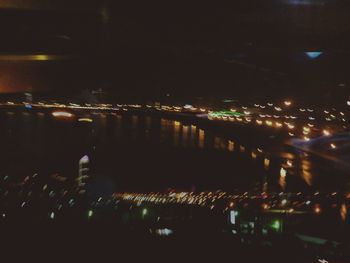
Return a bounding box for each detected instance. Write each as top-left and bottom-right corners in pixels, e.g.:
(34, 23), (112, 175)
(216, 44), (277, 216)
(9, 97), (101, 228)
(1, 110), (349, 193)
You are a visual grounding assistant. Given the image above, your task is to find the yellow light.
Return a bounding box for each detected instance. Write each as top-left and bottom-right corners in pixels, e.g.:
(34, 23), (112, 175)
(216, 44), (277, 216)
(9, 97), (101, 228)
(256, 119), (263, 125)
(287, 124), (295, 129)
(280, 168), (287, 178)
(304, 136), (310, 141)
(262, 203), (269, 210)
(78, 118), (93, 123)
(284, 101), (292, 106)
(303, 126), (311, 132)
(266, 120), (273, 126)
(323, 129), (331, 136)
(330, 143), (337, 149)
(52, 111), (74, 118)
(275, 122), (283, 128)
(228, 141), (235, 152)
(251, 151), (257, 160)
(264, 158), (270, 170)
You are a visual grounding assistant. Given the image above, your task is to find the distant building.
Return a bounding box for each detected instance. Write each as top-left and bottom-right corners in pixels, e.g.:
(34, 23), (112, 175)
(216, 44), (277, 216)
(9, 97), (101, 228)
(77, 155), (90, 194)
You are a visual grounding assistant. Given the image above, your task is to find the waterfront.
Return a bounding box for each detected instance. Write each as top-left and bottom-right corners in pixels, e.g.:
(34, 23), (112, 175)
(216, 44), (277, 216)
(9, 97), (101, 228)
(1, 106), (349, 194)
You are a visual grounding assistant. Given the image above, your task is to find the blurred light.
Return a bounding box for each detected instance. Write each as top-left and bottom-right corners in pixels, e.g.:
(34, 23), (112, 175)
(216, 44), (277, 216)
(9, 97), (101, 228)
(142, 208), (148, 216)
(274, 107), (282, 112)
(341, 204), (347, 222)
(230, 210), (238, 224)
(78, 118), (93, 123)
(88, 210), (93, 218)
(50, 212), (55, 220)
(284, 101), (292, 106)
(275, 122), (283, 128)
(280, 168), (287, 178)
(305, 52), (323, 59)
(52, 111), (73, 118)
(264, 158), (270, 170)
(271, 220), (281, 231)
(155, 228), (173, 236)
(266, 120), (273, 126)
(314, 205), (322, 214)
(323, 129), (331, 136)
(303, 126), (311, 132)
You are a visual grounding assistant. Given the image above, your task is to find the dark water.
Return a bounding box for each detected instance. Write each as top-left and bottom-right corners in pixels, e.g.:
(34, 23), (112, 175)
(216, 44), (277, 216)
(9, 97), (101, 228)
(0, 109), (349, 193)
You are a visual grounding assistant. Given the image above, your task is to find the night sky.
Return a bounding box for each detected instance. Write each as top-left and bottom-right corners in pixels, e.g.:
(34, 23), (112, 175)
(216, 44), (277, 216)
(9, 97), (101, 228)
(0, 0), (350, 101)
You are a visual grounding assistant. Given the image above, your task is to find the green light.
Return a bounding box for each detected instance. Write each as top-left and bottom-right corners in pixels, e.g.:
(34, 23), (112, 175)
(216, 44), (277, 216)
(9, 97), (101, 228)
(88, 210), (93, 218)
(209, 111), (244, 118)
(271, 220), (281, 231)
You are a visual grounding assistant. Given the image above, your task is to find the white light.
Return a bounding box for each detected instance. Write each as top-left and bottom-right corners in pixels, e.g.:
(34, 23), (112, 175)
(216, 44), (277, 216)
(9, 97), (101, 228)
(79, 155), (90, 164)
(284, 101), (292, 106)
(274, 107), (282, 112)
(52, 111), (73, 118)
(230, 210), (237, 224)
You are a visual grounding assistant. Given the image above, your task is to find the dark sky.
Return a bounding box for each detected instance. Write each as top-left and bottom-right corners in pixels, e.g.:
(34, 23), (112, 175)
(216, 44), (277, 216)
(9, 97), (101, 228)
(106, 1), (350, 100)
(0, 0), (350, 101)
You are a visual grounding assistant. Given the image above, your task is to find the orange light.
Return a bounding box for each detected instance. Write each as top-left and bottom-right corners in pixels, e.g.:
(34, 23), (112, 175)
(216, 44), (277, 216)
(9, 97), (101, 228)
(314, 205), (322, 214)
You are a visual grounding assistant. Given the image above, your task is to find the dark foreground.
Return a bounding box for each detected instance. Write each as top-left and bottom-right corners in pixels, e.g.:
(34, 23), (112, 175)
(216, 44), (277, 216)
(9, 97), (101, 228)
(2, 222), (342, 263)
